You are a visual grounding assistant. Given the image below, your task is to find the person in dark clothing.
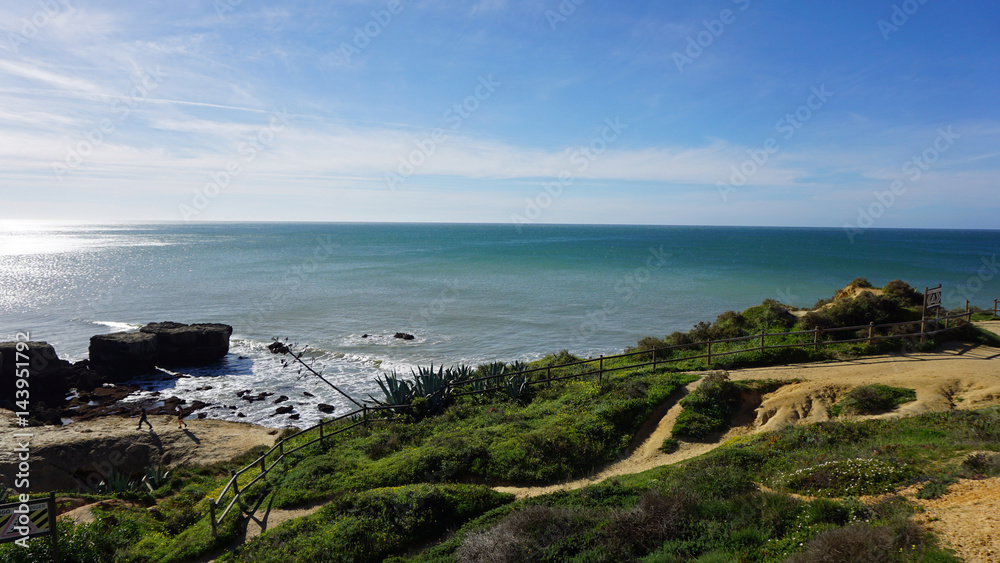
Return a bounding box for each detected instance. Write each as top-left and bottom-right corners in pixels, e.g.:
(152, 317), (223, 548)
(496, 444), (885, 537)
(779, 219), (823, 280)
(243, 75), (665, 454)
(176, 404), (188, 429)
(137, 407), (153, 430)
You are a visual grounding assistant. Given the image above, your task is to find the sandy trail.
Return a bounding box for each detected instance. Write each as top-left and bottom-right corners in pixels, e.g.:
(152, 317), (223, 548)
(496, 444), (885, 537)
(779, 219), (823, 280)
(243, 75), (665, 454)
(498, 323), (1000, 499)
(495, 381), (733, 499)
(903, 476), (1000, 563)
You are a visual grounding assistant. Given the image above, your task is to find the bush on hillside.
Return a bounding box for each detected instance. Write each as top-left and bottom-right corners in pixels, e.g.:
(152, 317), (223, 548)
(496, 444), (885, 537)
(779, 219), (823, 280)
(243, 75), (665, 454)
(882, 279), (923, 307)
(801, 292), (914, 334)
(829, 384), (917, 417)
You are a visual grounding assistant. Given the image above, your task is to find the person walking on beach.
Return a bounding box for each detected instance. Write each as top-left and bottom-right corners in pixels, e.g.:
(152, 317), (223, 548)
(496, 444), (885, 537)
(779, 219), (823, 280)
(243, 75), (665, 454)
(137, 407), (153, 430)
(176, 404), (188, 429)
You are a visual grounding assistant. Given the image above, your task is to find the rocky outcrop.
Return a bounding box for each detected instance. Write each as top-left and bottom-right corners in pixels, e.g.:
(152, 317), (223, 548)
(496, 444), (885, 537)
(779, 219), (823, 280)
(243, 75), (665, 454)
(89, 332), (159, 379)
(394, 332), (415, 341)
(0, 342), (82, 414)
(87, 322), (232, 378)
(139, 322), (233, 367)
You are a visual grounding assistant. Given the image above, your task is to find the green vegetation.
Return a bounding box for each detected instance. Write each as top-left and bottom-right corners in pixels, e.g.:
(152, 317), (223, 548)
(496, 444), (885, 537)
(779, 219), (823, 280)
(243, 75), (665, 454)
(830, 384), (918, 417)
(272, 369), (697, 509)
(671, 373), (787, 441)
(222, 484), (510, 563)
(3, 278), (997, 562)
(410, 406), (998, 562)
(659, 437), (680, 454)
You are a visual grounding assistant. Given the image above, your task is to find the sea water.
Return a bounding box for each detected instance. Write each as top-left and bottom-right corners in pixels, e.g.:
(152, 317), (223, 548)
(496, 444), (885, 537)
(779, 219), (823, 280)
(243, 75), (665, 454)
(1, 222), (997, 427)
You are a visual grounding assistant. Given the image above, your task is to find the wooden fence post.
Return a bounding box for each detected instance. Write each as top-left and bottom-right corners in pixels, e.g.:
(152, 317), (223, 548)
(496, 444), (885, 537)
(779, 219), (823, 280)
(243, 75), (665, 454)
(652, 349), (657, 373)
(707, 340), (712, 367)
(995, 298), (998, 318)
(868, 322), (874, 345)
(813, 328), (819, 351)
(210, 500), (217, 537)
(760, 330), (765, 352)
(598, 355), (603, 383)
(966, 300), (971, 322)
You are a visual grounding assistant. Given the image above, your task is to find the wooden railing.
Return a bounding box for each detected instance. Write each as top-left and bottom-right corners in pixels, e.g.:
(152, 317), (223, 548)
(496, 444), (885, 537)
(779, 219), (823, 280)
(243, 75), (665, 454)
(209, 305), (990, 534)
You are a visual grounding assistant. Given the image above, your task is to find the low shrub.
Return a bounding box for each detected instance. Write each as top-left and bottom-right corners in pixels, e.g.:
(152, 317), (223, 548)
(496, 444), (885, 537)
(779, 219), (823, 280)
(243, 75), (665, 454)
(672, 372), (742, 440)
(961, 452), (1000, 477)
(830, 384), (916, 417)
(659, 437), (680, 454)
(883, 279), (922, 307)
(785, 523), (894, 563)
(916, 477), (955, 500)
(779, 457), (912, 497)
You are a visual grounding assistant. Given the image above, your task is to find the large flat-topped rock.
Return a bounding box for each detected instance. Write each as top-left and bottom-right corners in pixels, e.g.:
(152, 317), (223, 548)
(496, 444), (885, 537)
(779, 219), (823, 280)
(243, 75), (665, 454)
(89, 332), (158, 379)
(139, 322), (233, 367)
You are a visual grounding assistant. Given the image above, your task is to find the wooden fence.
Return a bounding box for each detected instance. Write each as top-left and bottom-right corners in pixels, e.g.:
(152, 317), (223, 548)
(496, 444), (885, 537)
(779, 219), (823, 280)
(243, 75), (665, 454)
(209, 306), (990, 534)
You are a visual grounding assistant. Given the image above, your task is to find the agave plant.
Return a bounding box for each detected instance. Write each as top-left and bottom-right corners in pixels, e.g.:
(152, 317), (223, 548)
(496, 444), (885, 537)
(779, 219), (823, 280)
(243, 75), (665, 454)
(97, 470), (139, 494)
(369, 370), (414, 414)
(507, 361), (529, 374)
(412, 364), (450, 415)
(479, 361), (507, 390)
(445, 364), (475, 384)
(142, 463), (171, 492)
(504, 372), (530, 401)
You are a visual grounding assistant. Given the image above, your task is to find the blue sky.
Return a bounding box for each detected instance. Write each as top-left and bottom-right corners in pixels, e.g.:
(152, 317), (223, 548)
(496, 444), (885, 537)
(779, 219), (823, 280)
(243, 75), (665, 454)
(1, 0), (998, 228)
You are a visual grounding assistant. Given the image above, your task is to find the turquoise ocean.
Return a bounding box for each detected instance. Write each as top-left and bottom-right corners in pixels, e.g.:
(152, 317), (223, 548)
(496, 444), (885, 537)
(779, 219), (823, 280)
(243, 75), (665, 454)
(1, 223), (997, 427)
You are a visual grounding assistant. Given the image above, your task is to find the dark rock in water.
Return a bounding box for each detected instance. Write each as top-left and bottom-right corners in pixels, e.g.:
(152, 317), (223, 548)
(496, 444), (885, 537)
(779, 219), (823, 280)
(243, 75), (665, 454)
(275, 405), (294, 415)
(237, 412), (246, 418)
(197, 413), (207, 419)
(88, 332), (158, 379)
(139, 322), (232, 367)
(303, 391), (315, 397)
(393, 332), (415, 341)
(317, 403), (336, 413)
(195, 386), (214, 391)
(362, 334), (369, 338)
(289, 414), (300, 420)
(2, 342), (106, 421)
(274, 395), (289, 404)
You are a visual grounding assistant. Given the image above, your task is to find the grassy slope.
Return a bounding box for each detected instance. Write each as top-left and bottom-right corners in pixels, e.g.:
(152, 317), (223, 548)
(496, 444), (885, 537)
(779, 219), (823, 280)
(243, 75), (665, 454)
(408, 407), (1000, 562)
(4, 282), (998, 563)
